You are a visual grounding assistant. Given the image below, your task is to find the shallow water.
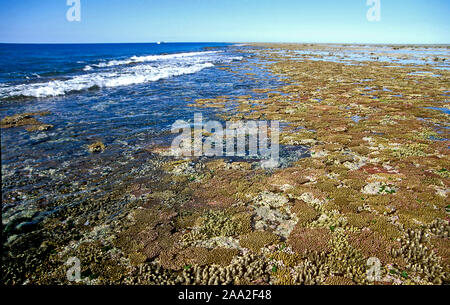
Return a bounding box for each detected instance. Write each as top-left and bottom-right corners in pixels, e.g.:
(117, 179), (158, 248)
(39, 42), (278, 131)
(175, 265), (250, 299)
(426, 106), (450, 115)
(0, 43), (285, 232)
(283, 45), (450, 68)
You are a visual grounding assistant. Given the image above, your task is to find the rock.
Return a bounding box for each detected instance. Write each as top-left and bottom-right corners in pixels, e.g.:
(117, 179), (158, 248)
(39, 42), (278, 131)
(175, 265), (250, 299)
(26, 124), (53, 132)
(1, 112), (51, 129)
(88, 141), (106, 153)
(332, 126), (348, 132)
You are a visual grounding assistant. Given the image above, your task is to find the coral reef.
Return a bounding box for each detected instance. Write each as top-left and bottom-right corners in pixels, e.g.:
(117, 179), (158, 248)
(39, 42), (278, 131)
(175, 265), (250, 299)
(176, 253), (271, 285)
(288, 227), (332, 255)
(239, 231), (280, 252)
(2, 43), (449, 285)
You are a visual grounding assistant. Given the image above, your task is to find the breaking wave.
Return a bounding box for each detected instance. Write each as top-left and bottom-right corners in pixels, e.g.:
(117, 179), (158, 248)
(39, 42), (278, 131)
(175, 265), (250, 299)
(0, 51), (242, 99)
(88, 51), (222, 69)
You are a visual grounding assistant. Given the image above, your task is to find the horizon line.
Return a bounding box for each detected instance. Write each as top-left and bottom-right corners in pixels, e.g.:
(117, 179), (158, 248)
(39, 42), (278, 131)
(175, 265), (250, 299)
(1, 41), (449, 46)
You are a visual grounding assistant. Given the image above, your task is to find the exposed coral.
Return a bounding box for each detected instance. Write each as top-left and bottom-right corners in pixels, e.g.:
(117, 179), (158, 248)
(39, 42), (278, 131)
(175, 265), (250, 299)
(390, 221), (449, 284)
(239, 231), (280, 252)
(323, 276), (355, 285)
(290, 200), (319, 226)
(288, 227), (332, 255)
(326, 230), (367, 284)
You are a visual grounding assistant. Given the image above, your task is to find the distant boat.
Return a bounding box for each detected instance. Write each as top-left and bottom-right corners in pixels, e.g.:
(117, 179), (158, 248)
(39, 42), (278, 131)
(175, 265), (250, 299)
(156, 41), (162, 45)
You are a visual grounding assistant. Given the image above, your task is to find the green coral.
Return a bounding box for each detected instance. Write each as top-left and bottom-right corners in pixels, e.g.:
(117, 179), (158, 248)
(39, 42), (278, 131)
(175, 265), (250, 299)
(326, 230), (367, 284)
(391, 143), (429, 158)
(198, 210), (240, 238)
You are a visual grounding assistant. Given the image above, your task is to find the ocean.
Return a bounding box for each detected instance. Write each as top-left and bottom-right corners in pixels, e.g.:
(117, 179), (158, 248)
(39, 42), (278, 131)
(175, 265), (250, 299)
(0, 43), (284, 233)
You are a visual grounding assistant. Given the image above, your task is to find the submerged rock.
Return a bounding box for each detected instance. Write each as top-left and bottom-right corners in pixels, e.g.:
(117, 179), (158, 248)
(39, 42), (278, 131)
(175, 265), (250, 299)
(88, 141), (106, 153)
(26, 124), (53, 132)
(1, 111), (52, 132)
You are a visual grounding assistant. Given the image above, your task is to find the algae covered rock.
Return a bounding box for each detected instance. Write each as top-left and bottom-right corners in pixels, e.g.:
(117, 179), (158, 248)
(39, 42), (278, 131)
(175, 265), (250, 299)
(26, 124), (53, 132)
(88, 141), (106, 153)
(1, 111), (52, 132)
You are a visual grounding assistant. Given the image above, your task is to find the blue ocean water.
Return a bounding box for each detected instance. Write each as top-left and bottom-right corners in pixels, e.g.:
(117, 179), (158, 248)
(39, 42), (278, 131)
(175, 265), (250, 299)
(0, 43), (284, 205)
(0, 43), (242, 97)
(0, 42), (281, 136)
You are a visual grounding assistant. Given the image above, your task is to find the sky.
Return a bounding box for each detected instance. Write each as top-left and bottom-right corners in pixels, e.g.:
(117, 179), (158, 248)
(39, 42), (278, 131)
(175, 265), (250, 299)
(0, 0), (448, 44)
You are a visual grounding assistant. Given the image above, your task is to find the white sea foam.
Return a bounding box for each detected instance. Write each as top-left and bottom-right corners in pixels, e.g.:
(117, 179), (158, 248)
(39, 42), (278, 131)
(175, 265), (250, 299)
(91, 51), (221, 68)
(1, 63), (214, 98)
(0, 50), (241, 99)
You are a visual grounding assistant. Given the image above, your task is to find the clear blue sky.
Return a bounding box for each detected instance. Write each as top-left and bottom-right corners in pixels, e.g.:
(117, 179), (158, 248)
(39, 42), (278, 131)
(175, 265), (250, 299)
(0, 0), (448, 44)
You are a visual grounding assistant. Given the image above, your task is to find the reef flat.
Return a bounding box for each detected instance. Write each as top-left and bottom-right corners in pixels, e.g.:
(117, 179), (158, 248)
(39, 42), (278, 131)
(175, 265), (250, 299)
(1, 43), (449, 285)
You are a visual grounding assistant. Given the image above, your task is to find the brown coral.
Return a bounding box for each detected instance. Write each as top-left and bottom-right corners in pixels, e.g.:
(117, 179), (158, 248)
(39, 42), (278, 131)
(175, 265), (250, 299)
(239, 231), (280, 252)
(288, 227), (332, 255)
